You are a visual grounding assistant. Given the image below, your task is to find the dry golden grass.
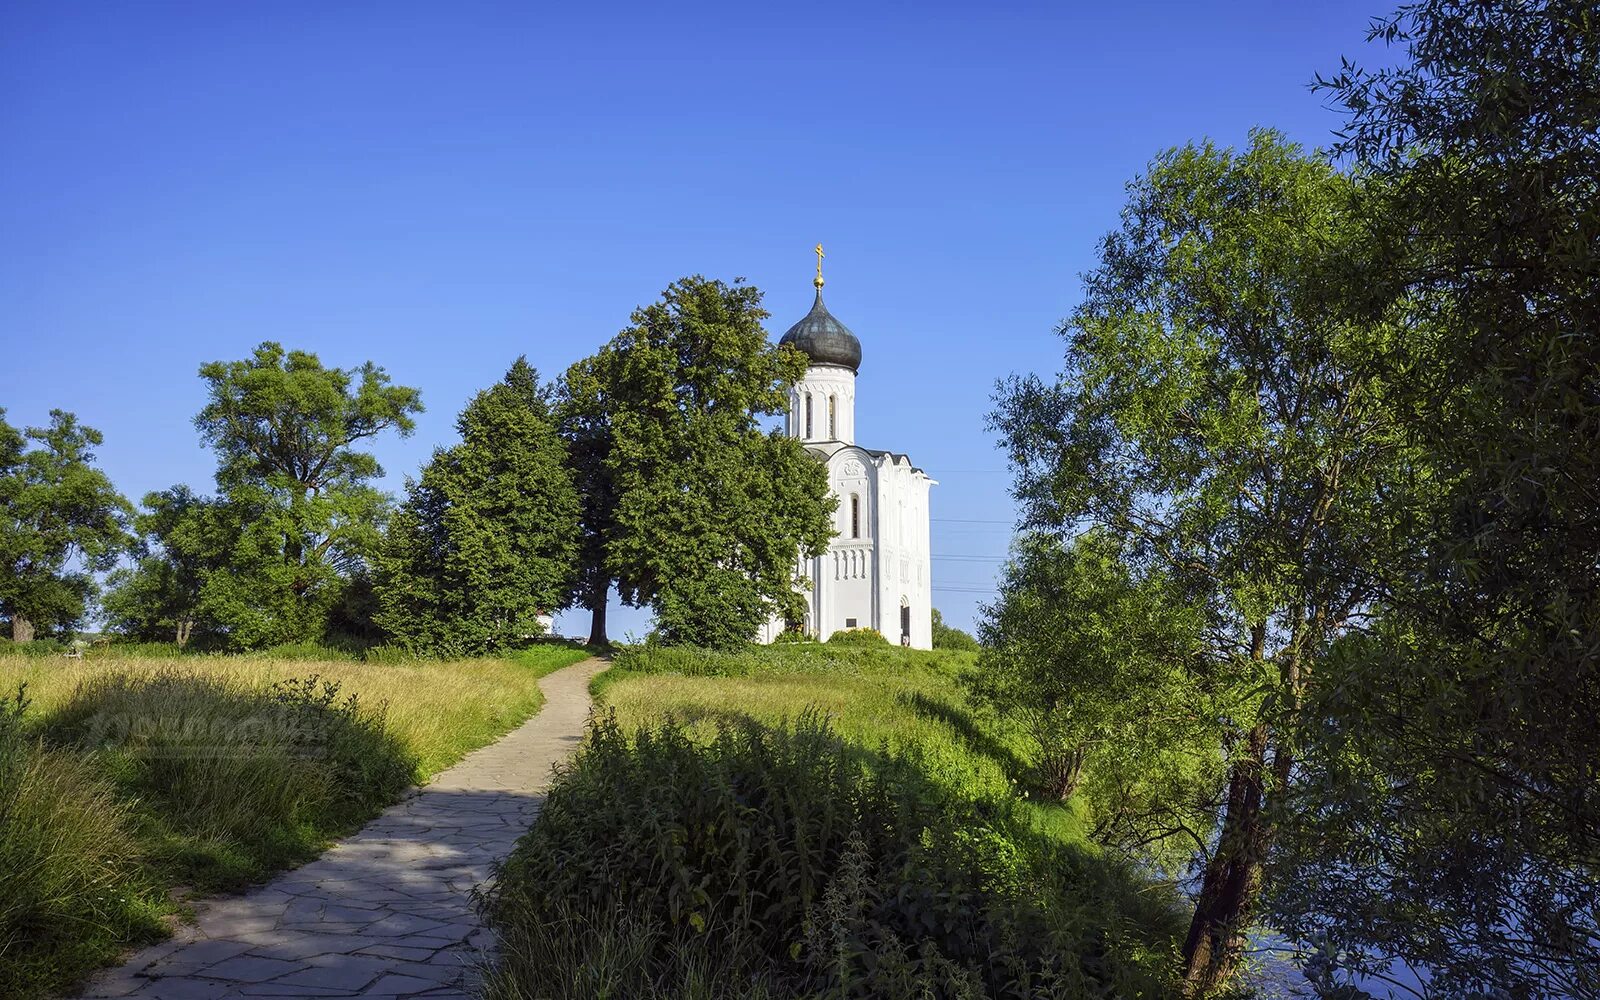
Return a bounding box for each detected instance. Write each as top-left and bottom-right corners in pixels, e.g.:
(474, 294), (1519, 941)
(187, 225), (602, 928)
(0, 645), (591, 997)
(2, 645), (589, 779)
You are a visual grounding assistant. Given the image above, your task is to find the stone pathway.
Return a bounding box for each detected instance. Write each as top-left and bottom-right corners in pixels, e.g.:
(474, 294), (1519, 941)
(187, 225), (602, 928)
(77, 657), (607, 1000)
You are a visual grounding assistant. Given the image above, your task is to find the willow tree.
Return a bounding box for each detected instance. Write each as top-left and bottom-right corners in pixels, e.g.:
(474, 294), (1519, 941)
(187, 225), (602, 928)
(1267, 3), (1600, 995)
(992, 131), (1425, 991)
(193, 342), (422, 648)
(101, 485), (230, 647)
(973, 529), (1217, 880)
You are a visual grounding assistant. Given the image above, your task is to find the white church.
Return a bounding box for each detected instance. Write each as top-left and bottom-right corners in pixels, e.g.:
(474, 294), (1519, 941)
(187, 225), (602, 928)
(757, 248), (936, 649)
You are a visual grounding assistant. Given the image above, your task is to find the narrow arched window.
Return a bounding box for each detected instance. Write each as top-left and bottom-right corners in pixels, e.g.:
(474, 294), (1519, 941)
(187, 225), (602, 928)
(828, 396), (837, 438)
(805, 394), (813, 438)
(851, 494), (860, 538)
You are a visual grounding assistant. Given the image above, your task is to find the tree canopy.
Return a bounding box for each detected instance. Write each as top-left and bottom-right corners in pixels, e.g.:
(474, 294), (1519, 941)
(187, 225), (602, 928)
(992, 130), (1426, 990)
(562, 276), (835, 649)
(106, 343), (422, 651)
(101, 485), (230, 647)
(0, 409), (132, 642)
(375, 358), (581, 655)
(973, 531), (1216, 877)
(929, 608), (980, 652)
(1262, 3), (1600, 995)
(189, 342), (421, 648)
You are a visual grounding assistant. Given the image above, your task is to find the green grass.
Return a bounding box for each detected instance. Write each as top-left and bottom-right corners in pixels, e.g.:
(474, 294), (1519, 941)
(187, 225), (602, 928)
(599, 642), (1087, 841)
(484, 644), (1186, 999)
(0, 642), (592, 998)
(0, 695), (167, 998)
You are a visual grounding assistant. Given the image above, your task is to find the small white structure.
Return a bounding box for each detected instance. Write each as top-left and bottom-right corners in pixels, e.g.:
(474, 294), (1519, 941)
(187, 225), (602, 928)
(758, 247), (937, 649)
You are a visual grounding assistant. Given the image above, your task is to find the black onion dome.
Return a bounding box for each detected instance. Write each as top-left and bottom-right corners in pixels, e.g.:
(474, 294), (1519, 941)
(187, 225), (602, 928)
(779, 290), (862, 372)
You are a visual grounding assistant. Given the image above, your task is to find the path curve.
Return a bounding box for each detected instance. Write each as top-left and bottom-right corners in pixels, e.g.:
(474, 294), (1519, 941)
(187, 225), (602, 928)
(77, 656), (607, 1000)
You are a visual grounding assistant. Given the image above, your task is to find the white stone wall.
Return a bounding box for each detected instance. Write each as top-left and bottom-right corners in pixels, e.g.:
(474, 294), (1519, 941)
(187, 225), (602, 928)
(819, 451), (877, 638)
(871, 453), (934, 650)
(758, 444), (935, 650)
(789, 364), (856, 444)
(759, 360), (936, 650)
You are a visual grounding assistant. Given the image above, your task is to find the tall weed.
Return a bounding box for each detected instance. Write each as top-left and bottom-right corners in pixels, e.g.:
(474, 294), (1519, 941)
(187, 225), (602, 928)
(0, 686), (163, 997)
(42, 671), (415, 888)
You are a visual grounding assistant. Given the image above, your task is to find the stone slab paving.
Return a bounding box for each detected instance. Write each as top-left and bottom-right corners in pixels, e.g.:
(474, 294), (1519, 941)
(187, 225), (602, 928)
(76, 657), (606, 1000)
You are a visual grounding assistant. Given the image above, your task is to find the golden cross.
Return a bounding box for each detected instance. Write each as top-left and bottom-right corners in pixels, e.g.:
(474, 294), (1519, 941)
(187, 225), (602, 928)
(814, 243), (825, 288)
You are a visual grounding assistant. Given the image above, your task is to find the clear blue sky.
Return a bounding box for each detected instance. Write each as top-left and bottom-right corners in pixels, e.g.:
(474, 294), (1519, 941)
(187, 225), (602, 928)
(1, 1), (1388, 637)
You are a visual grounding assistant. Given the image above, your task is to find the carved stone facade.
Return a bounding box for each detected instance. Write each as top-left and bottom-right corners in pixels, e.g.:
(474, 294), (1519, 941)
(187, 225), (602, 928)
(759, 279), (936, 648)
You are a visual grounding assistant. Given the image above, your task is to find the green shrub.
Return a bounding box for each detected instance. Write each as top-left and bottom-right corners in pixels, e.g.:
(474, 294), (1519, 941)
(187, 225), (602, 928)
(5, 639), (66, 657)
(248, 641), (362, 661)
(932, 609), (982, 652)
(772, 629), (819, 644)
(41, 671), (416, 889)
(91, 641), (189, 659)
(0, 686), (164, 997)
(508, 643), (594, 673)
(826, 627), (890, 646)
(607, 642), (973, 688)
(361, 643), (422, 664)
(479, 712), (1183, 1000)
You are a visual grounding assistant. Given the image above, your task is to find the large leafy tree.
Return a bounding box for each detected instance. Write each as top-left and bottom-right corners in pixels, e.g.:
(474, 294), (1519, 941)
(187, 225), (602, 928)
(559, 352), (623, 646)
(973, 531), (1218, 878)
(563, 276), (835, 649)
(101, 485), (234, 647)
(1265, 4), (1600, 995)
(0, 409), (132, 641)
(375, 358), (581, 655)
(992, 131), (1423, 990)
(189, 342), (422, 649)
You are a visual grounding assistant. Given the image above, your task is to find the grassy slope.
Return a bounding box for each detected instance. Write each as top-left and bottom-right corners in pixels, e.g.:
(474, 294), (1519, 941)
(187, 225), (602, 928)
(0, 644), (590, 998)
(596, 642), (1088, 843)
(480, 641), (1183, 998)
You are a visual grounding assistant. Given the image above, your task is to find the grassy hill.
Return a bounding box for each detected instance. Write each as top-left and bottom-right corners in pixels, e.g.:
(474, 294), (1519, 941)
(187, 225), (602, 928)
(481, 640), (1188, 999)
(597, 641), (1089, 843)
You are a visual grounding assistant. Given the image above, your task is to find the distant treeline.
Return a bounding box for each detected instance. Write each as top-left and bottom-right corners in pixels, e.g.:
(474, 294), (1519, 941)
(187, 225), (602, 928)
(1, 277), (835, 656)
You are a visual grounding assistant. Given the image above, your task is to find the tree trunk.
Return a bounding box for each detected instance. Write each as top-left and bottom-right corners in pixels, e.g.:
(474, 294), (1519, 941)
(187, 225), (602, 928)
(175, 617), (194, 649)
(587, 581), (609, 647)
(1047, 746), (1087, 801)
(1181, 723), (1270, 994)
(11, 615), (34, 644)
